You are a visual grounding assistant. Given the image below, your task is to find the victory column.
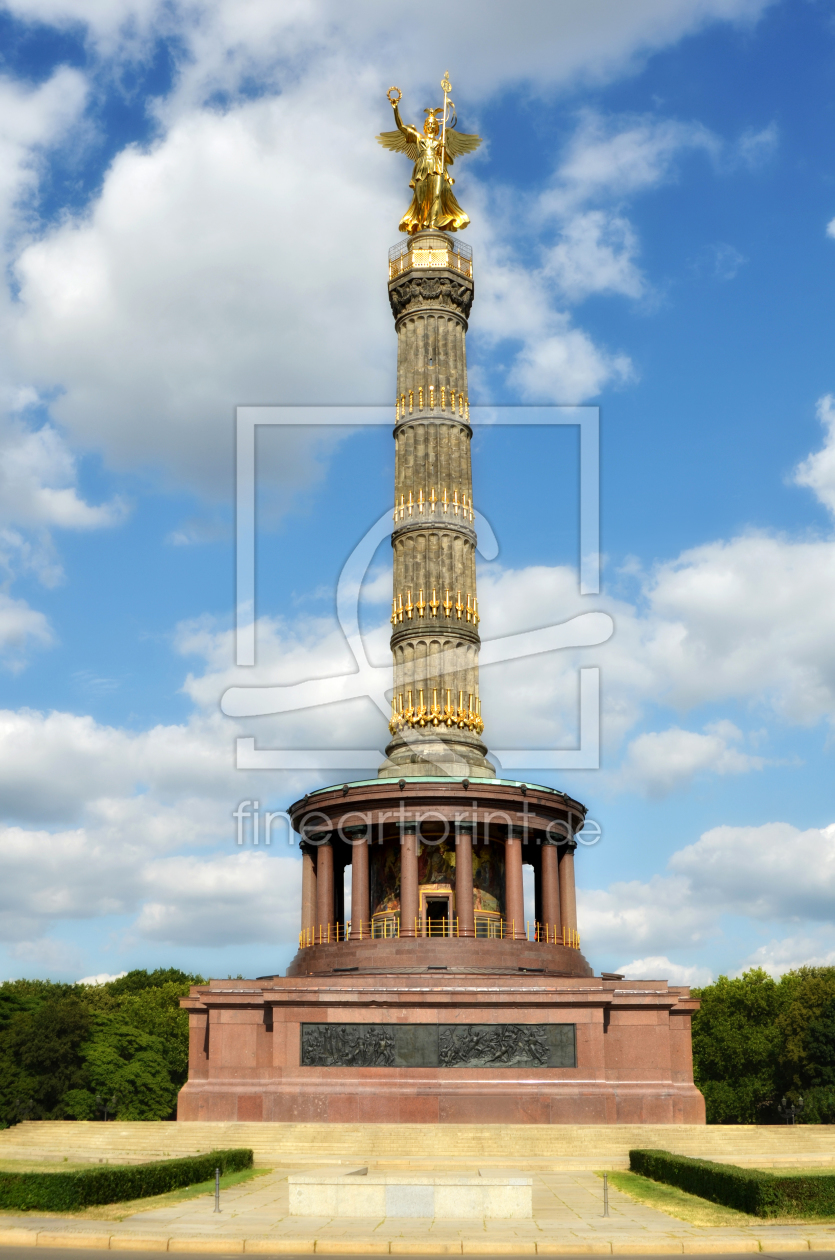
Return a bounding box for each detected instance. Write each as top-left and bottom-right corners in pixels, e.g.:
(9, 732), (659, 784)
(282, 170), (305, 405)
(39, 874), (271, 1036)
(377, 79), (492, 780)
(177, 78), (704, 1126)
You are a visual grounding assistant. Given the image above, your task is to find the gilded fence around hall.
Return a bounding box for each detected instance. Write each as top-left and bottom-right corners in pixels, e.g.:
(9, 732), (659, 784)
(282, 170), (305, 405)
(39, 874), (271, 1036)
(298, 918), (580, 948)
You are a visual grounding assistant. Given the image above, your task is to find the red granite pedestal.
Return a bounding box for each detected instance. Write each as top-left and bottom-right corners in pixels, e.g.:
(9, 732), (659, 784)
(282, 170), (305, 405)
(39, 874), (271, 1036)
(177, 948), (704, 1125)
(178, 777), (705, 1125)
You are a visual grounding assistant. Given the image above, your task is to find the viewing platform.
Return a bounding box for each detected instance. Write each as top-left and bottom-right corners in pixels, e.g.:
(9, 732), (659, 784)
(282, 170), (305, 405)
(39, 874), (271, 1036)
(389, 235), (473, 280)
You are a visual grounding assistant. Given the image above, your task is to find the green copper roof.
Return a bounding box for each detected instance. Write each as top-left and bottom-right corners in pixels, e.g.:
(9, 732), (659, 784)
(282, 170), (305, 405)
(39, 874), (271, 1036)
(306, 776), (570, 798)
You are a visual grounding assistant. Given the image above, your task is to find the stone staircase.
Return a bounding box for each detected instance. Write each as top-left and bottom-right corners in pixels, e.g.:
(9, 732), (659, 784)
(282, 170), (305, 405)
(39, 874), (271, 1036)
(1, 1121), (834, 1171)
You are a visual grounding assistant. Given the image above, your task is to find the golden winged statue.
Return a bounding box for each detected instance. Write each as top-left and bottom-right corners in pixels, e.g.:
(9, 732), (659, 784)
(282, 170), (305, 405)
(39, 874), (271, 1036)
(377, 84), (482, 234)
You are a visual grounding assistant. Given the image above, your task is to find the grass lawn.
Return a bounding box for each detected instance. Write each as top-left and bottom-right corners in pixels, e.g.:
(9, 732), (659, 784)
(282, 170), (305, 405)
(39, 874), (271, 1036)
(0, 1165), (272, 1221)
(600, 1170), (835, 1228)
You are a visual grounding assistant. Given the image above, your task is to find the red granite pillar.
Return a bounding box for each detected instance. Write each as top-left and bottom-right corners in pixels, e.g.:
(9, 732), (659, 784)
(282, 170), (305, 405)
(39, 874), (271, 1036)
(455, 830), (475, 937)
(316, 842), (334, 935)
(541, 841), (561, 942)
(301, 847), (317, 936)
(504, 835), (525, 939)
(351, 839), (370, 935)
(559, 843), (578, 939)
(400, 832), (419, 937)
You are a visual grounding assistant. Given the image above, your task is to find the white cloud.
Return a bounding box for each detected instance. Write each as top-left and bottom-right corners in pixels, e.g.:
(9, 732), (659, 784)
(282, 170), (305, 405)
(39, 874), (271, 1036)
(10, 938), (85, 974)
(0, 821), (144, 939)
(544, 211), (645, 302)
(794, 394), (835, 519)
(617, 955), (713, 986)
(0, 70), (120, 557)
(620, 721), (763, 797)
(642, 532), (835, 724)
(0, 594), (54, 671)
(0, 708), (238, 822)
(2, 548), (832, 956)
(476, 105), (767, 394)
(737, 932), (835, 978)
(527, 110), (764, 318)
(472, 522), (835, 765)
(0, 815), (301, 947)
(3, 2), (773, 108)
(827, 217), (835, 240)
(135, 850), (299, 946)
(670, 821), (835, 922)
(0, 3), (778, 494)
(580, 874), (710, 956)
(580, 821), (835, 961)
(183, 1), (774, 113)
(735, 122), (778, 170)
(0, 527), (63, 588)
(462, 225), (635, 402)
(0, 417), (126, 531)
(0, 0), (794, 975)
(507, 324), (634, 402)
(0, 68), (87, 236)
(539, 113), (718, 219)
(10, 75), (395, 500)
(77, 970), (128, 985)
(7, 84), (655, 481)
(0, 690), (320, 947)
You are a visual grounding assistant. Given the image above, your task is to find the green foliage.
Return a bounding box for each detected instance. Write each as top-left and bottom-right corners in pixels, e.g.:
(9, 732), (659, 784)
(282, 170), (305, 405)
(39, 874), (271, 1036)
(107, 969), (200, 997)
(691, 966), (835, 1123)
(0, 968), (204, 1125)
(691, 969), (782, 1123)
(629, 1149), (835, 1217)
(802, 1087), (835, 1124)
(0, 1149), (252, 1211)
(78, 1014), (180, 1121)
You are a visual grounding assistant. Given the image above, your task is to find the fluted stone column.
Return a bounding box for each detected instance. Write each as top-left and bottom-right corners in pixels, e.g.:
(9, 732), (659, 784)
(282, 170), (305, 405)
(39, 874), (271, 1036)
(541, 841), (561, 939)
(380, 230), (494, 780)
(351, 839), (369, 932)
(401, 832), (419, 936)
(504, 835), (525, 940)
(301, 847), (317, 935)
(559, 843), (578, 936)
(316, 841), (334, 931)
(455, 830), (475, 937)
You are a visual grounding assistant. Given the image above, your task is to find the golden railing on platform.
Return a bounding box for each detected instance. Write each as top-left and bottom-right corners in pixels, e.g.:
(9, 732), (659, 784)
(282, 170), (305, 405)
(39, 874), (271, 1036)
(297, 919), (581, 949)
(388, 241), (473, 281)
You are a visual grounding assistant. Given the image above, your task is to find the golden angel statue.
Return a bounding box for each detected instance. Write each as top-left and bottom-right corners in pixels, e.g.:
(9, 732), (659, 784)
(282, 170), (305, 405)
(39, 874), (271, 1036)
(377, 83), (482, 234)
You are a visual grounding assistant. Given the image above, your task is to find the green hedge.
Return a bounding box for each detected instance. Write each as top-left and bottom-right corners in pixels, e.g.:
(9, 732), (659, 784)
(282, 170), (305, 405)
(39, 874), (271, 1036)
(629, 1148), (835, 1218)
(0, 1147), (253, 1212)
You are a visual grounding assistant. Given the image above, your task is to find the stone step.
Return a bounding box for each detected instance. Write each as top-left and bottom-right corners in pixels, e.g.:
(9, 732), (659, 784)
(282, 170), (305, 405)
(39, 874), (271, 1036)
(2, 1121), (834, 1169)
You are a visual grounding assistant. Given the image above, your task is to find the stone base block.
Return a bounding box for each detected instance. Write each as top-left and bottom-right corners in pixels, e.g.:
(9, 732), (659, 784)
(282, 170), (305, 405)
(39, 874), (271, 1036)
(179, 969), (704, 1127)
(287, 1168), (532, 1218)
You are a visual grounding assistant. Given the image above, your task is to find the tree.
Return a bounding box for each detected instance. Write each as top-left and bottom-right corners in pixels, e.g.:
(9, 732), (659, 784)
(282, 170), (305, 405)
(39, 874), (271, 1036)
(774, 967), (835, 1123)
(0, 969), (203, 1124)
(0, 994), (92, 1122)
(107, 969), (199, 997)
(691, 970), (782, 1123)
(65, 1014), (180, 1121)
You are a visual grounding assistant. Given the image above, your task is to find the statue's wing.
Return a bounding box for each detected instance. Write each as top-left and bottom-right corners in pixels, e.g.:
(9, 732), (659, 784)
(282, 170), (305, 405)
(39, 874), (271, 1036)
(444, 129), (482, 161)
(377, 129), (420, 162)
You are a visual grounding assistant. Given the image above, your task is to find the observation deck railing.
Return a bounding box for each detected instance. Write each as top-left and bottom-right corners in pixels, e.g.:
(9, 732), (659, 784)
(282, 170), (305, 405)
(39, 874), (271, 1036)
(297, 918), (580, 949)
(389, 238), (473, 281)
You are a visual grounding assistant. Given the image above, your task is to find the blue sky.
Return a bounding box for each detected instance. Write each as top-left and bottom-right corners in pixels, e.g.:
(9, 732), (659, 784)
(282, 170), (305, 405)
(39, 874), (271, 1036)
(1, 0), (834, 985)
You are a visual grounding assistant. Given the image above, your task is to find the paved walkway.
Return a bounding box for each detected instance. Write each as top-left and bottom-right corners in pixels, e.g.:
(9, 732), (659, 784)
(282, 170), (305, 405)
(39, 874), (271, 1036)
(2, 1168), (835, 1253)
